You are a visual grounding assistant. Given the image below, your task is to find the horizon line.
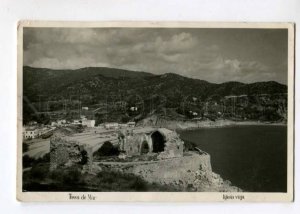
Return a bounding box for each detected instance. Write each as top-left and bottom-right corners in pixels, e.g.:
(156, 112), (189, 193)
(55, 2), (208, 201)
(23, 65), (287, 86)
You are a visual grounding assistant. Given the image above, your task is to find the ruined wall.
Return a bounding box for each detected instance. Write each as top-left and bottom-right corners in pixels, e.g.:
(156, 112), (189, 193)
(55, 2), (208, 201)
(157, 134), (184, 159)
(50, 136), (84, 170)
(122, 128), (184, 158)
(123, 133), (152, 156)
(99, 152), (212, 185)
(95, 151), (241, 192)
(123, 134), (141, 156)
(126, 152), (242, 192)
(129, 152), (212, 185)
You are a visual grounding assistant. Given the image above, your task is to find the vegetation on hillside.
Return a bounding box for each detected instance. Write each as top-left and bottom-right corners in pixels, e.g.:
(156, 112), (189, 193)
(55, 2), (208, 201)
(23, 66), (287, 125)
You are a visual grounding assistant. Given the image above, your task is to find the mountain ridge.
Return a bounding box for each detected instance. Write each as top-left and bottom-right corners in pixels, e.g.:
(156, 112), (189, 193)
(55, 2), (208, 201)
(23, 65), (286, 85)
(22, 66), (287, 124)
(23, 66), (287, 102)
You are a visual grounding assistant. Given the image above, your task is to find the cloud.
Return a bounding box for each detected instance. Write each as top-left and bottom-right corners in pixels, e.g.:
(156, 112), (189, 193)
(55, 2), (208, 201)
(23, 28), (287, 84)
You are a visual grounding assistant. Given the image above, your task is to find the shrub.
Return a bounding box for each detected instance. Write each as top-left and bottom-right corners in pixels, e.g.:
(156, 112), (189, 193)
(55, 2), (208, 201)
(94, 170), (147, 191)
(62, 167), (82, 185)
(23, 143), (29, 153)
(36, 153), (50, 163)
(23, 153), (50, 168)
(28, 164), (49, 180)
(23, 155), (34, 168)
(49, 168), (64, 182)
(80, 149), (88, 165)
(121, 115), (130, 123)
(183, 140), (196, 152)
(49, 165), (84, 185)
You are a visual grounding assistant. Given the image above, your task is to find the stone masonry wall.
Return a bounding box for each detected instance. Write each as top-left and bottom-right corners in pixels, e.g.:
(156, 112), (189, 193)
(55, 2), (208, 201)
(97, 152), (241, 191)
(99, 152), (212, 185)
(50, 136), (83, 170)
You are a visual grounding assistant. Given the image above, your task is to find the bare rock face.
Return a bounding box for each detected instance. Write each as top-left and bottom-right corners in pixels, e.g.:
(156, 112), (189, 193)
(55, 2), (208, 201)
(181, 170), (242, 192)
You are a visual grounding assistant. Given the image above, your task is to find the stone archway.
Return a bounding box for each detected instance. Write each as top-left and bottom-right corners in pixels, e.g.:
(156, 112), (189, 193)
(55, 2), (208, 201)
(140, 141), (150, 154)
(151, 131), (166, 153)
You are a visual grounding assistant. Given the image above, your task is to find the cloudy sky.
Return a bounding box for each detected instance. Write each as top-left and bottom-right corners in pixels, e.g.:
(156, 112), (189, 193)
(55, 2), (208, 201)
(23, 27), (288, 84)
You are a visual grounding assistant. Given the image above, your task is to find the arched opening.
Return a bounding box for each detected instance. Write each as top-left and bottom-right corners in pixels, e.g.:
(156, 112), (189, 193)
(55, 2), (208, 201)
(96, 141), (119, 156)
(140, 141), (150, 154)
(151, 131), (166, 153)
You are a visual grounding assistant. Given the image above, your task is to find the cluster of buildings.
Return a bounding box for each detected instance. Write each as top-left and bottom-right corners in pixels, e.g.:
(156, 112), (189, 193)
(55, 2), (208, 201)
(23, 118), (136, 140)
(50, 116), (96, 128)
(23, 116), (96, 140)
(102, 121), (136, 130)
(23, 126), (55, 139)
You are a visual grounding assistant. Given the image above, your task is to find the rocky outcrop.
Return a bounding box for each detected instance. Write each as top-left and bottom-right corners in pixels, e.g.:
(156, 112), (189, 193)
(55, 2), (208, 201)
(178, 169), (242, 192)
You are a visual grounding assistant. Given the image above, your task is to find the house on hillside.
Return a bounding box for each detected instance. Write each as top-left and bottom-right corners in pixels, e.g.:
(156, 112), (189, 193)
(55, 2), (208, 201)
(57, 119), (66, 125)
(28, 121), (37, 126)
(127, 121), (136, 128)
(82, 119), (95, 128)
(104, 123), (119, 130)
(130, 106), (138, 111)
(24, 128), (38, 139)
(72, 119), (81, 125)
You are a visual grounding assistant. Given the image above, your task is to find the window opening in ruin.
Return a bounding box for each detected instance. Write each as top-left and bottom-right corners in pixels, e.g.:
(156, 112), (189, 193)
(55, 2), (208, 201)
(140, 141), (149, 154)
(151, 131), (166, 153)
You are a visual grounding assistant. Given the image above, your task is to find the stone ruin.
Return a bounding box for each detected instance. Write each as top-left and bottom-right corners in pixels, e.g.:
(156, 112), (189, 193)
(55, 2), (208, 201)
(49, 128), (184, 171)
(49, 136), (92, 170)
(48, 130), (239, 191)
(118, 128), (184, 159)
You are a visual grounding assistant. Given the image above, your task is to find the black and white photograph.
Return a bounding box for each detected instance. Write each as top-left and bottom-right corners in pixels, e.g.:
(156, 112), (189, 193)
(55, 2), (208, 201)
(17, 22), (294, 202)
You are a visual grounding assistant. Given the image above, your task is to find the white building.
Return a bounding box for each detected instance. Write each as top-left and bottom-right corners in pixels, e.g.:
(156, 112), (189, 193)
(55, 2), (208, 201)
(119, 123), (128, 128)
(73, 119), (81, 125)
(130, 106), (138, 111)
(104, 122), (119, 129)
(57, 119), (66, 125)
(127, 121), (136, 127)
(82, 119), (95, 127)
(82, 107), (89, 110)
(24, 128), (38, 139)
(28, 121), (37, 126)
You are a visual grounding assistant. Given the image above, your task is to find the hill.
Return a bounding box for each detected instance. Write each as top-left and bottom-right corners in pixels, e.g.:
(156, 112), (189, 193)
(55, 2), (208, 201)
(23, 66), (286, 101)
(22, 66), (287, 124)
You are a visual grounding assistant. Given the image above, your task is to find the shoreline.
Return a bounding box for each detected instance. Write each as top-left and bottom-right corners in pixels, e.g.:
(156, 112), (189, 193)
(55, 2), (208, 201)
(152, 119), (287, 131)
